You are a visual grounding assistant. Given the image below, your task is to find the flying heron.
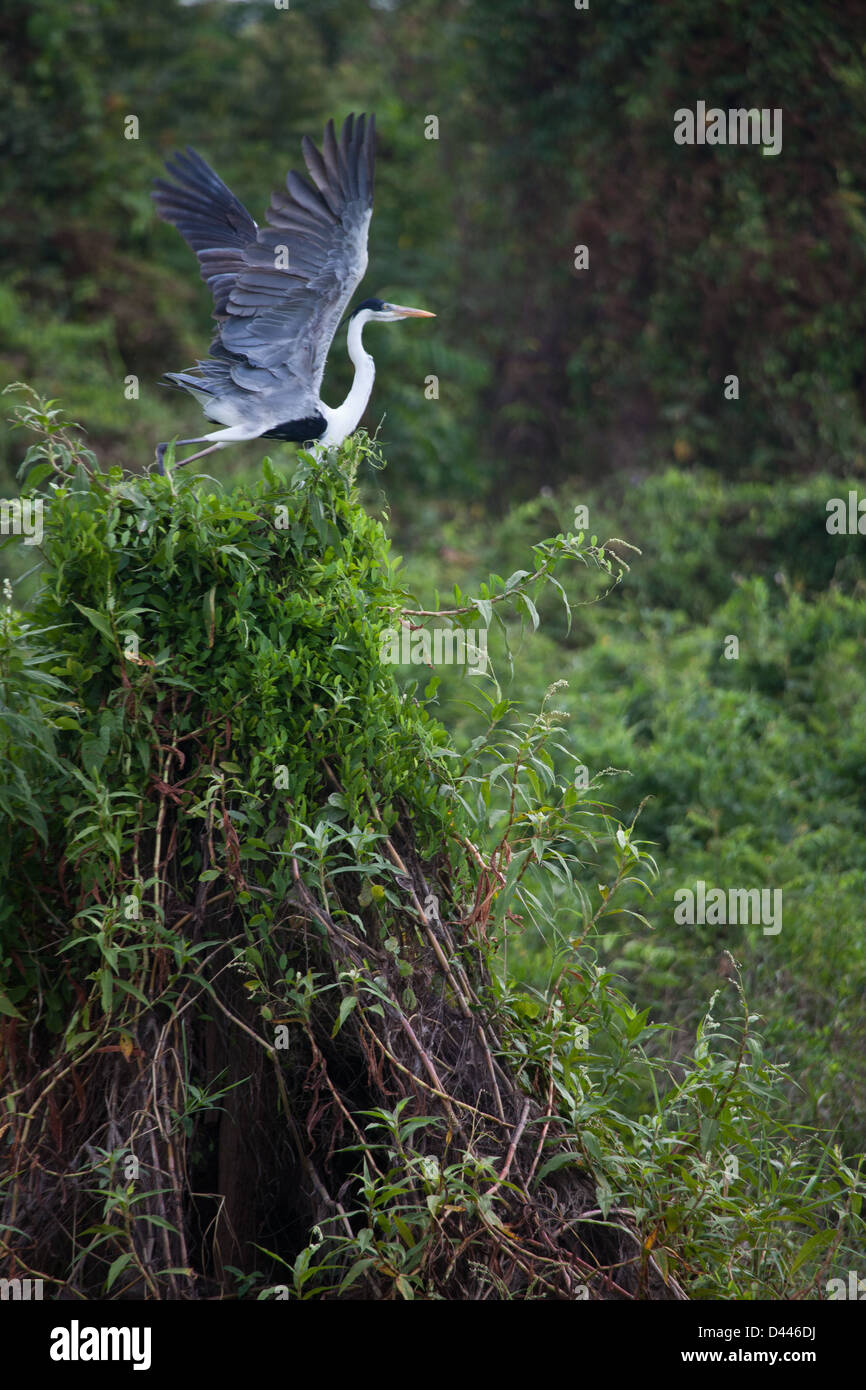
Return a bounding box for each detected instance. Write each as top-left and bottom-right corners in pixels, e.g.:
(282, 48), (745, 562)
(151, 113), (434, 471)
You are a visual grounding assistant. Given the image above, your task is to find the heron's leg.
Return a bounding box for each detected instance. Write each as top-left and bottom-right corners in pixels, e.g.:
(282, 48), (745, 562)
(154, 438), (222, 474)
(170, 441), (225, 471)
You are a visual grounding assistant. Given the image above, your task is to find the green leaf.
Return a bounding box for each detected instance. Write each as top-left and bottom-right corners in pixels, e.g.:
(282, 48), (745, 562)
(790, 1228), (838, 1275)
(331, 995), (358, 1038)
(100, 971), (113, 1015)
(0, 992), (24, 1020)
(518, 593), (540, 631)
(473, 597), (493, 627)
(105, 1252), (134, 1292)
(72, 603), (114, 644)
(536, 1152), (584, 1183)
(494, 846), (532, 923)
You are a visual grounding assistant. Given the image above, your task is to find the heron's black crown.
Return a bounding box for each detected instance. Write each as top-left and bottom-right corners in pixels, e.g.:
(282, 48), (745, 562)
(350, 298), (386, 316)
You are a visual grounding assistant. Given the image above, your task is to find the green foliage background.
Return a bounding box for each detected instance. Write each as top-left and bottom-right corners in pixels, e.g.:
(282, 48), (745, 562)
(4, 0), (866, 494)
(1, 0), (865, 1290)
(2, 419), (862, 1298)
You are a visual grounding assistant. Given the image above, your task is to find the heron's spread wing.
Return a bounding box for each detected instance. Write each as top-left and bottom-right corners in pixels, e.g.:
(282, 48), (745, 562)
(225, 114), (375, 393)
(152, 150), (259, 316)
(153, 115), (376, 414)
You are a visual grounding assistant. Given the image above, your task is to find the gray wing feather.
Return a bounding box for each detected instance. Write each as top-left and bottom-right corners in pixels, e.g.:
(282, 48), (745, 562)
(153, 114), (375, 421)
(222, 113), (375, 398)
(152, 149), (258, 316)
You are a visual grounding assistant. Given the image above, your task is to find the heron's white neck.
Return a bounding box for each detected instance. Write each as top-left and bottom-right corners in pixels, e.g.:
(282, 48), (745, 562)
(321, 311), (375, 447)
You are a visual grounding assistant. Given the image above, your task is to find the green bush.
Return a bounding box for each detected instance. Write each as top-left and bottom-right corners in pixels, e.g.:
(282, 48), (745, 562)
(397, 468), (866, 1157)
(1, 397), (862, 1299)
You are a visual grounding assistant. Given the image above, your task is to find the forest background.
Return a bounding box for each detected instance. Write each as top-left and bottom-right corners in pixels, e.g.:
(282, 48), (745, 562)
(2, 0), (865, 1169)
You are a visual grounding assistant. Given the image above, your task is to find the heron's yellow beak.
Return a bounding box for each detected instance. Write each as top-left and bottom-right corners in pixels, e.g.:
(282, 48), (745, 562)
(390, 304), (436, 318)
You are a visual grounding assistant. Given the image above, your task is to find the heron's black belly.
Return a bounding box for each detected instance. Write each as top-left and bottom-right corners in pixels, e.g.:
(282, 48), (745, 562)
(262, 413), (328, 443)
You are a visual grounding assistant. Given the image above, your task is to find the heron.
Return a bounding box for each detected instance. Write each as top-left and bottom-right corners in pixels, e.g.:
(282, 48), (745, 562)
(151, 113), (434, 471)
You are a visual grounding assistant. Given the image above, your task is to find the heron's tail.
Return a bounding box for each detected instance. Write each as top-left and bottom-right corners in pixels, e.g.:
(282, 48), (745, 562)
(163, 372), (214, 405)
